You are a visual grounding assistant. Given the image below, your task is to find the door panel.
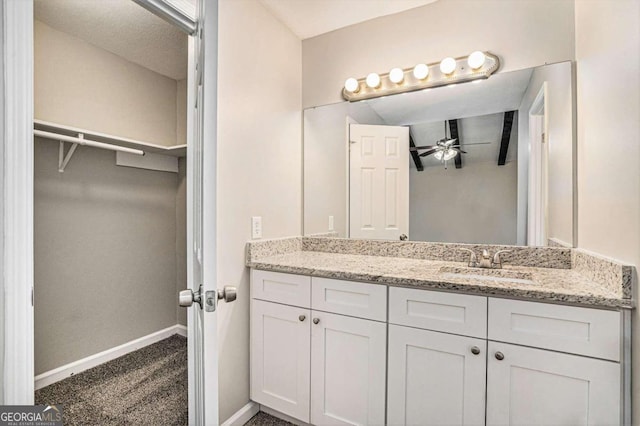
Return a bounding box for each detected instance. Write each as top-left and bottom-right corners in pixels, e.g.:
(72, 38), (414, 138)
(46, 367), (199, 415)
(251, 300), (311, 422)
(387, 325), (486, 426)
(487, 342), (621, 425)
(186, 0), (218, 424)
(350, 124), (409, 240)
(311, 311), (386, 426)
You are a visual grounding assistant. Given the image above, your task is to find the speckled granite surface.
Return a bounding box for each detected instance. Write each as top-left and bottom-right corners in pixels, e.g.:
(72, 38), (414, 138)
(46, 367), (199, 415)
(245, 237), (302, 262)
(301, 237), (573, 269)
(573, 249), (634, 299)
(246, 237), (634, 309)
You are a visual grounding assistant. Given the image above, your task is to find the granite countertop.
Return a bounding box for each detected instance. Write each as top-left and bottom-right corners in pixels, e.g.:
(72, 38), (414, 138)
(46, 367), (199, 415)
(248, 250), (633, 309)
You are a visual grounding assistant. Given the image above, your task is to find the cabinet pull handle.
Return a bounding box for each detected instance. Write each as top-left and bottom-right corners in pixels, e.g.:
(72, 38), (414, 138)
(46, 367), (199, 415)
(470, 346), (481, 355)
(495, 351), (505, 361)
(313, 318), (320, 324)
(299, 315), (306, 322)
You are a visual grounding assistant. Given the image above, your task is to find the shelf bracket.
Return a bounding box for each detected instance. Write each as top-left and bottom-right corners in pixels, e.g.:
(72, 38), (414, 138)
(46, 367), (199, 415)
(58, 133), (82, 173)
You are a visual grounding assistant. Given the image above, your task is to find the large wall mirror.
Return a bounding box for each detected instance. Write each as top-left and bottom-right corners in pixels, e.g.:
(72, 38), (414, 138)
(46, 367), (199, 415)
(303, 61), (575, 247)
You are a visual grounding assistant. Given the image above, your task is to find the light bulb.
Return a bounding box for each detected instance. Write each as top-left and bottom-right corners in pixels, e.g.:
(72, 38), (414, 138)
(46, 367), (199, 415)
(389, 68), (404, 84)
(439, 57), (457, 75)
(344, 77), (359, 93)
(413, 63), (429, 80)
(443, 149), (458, 161)
(467, 51), (486, 70)
(366, 73), (381, 88)
(434, 149), (458, 161)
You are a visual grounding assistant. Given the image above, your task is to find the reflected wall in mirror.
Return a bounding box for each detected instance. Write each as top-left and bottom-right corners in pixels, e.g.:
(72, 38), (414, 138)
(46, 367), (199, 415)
(303, 61), (575, 247)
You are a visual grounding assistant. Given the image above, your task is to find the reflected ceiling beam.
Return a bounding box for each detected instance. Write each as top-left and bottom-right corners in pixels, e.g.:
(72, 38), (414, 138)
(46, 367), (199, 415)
(498, 111), (516, 166)
(448, 119), (462, 169)
(408, 131), (424, 172)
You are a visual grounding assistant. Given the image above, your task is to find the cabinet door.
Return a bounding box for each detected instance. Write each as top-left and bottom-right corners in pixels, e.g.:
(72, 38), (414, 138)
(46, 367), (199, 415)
(387, 325), (487, 426)
(250, 300), (311, 422)
(487, 342), (621, 426)
(311, 311), (386, 425)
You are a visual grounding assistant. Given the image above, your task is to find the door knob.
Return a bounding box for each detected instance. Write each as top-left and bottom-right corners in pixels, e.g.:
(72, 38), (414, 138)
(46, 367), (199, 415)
(299, 315), (306, 322)
(495, 351), (505, 361)
(217, 286), (237, 303)
(470, 346), (481, 355)
(313, 318), (320, 324)
(179, 285), (202, 308)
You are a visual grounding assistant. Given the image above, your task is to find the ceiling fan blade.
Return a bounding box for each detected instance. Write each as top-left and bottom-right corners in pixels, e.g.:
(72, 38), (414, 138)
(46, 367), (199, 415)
(455, 142), (492, 146)
(444, 138), (458, 146)
(411, 145), (437, 150)
(451, 147), (468, 154)
(419, 149), (439, 157)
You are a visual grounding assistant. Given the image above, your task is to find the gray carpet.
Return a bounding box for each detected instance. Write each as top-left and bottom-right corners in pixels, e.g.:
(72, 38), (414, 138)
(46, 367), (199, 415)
(245, 412), (294, 426)
(35, 334), (188, 426)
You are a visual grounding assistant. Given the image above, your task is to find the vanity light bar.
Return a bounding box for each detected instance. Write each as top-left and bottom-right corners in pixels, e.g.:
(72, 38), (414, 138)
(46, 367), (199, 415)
(342, 51), (500, 102)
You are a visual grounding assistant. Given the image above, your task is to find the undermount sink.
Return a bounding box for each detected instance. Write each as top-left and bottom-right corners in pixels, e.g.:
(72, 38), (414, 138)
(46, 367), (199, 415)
(439, 266), (536, 285)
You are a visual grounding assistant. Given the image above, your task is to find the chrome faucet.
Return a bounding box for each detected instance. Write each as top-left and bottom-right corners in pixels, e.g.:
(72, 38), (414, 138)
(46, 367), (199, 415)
(459, 248), (511, 269)
(491, 250), (512, 269)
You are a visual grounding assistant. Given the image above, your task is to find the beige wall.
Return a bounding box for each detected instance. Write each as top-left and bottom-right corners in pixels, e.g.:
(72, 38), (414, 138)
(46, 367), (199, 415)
(574, 1), (640, 422)
(302, 0), (575, 108)
(216, 0), (302, 422)
(35, 20), (178, 146)
(410, 161), (518, 245)
(34, 139), (179, 374)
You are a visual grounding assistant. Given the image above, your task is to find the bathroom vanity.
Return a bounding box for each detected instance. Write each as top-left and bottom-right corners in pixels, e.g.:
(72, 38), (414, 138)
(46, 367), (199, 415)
(246, 237), (633, 426)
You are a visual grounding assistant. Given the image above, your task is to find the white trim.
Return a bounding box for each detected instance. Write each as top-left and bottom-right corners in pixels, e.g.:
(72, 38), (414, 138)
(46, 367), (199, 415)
(176, 324), (188, 337)
(221, 401), (259, 426)
(34, 325), (187, 390)
(3, 0), (35, 405)
(132, 0), (197, 35)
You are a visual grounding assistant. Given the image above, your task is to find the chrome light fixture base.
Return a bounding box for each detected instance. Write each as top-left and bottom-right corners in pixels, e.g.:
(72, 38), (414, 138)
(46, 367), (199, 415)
(342, 52), (500, 102)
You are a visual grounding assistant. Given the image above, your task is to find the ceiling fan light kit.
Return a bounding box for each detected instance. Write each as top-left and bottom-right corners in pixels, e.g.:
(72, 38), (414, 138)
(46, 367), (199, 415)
(342, 51), (500, 102)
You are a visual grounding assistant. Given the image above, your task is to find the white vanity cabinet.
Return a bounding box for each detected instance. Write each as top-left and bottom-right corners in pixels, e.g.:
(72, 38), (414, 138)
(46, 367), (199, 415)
(387, 325), (487, 426)
(250, 270), (387, 424)
(486, 342), (621, 425)
(250, 269), (628, 426)
(310, 311), (387, 425)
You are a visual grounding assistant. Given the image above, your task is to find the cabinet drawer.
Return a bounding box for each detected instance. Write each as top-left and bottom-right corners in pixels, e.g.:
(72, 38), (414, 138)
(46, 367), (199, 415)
(488, 298), (621, 361)
(311, 277), (387, 321)
(251, 270), (310, 308)
(389, 287), (487, 338)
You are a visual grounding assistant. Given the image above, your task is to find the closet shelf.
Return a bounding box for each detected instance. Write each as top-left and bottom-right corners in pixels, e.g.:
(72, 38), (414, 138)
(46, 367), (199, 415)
(34, 120), (187, 158)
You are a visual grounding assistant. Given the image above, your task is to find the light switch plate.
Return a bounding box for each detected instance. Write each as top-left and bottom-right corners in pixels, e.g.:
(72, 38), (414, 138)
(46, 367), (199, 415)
(328, 215), (334, 231)
(251, 216), (262, 239)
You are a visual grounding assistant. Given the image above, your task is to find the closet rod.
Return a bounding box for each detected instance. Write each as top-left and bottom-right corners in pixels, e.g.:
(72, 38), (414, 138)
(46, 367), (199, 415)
(34, 129), (145, 156)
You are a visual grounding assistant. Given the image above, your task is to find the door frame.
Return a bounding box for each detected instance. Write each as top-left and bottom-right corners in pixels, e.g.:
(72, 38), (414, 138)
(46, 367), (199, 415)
(2, 0), (35, 404)
(527, 83), (549, 246)
(1, 0), (209, 409)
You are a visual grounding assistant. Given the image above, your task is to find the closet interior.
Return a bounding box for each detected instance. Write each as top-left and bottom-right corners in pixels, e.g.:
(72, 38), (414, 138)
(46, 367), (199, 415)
(32, 0), (189, 423)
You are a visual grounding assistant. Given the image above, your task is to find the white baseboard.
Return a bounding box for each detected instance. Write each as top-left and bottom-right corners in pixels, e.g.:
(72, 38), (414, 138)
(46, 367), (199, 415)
(221, 401), (260, 426)
(176, 324), (188, 337)
(35, 324), (187, 390)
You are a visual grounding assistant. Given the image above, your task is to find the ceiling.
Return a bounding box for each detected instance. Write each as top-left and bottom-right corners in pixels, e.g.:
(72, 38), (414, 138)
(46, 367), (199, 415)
(259, 0), (439, 39)
(35, 0), (188, 80)
(364, 68), (533, 167)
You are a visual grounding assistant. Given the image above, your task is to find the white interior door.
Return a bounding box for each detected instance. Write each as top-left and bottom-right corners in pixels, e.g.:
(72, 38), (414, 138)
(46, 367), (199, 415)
(349, 124), (409, 240)
(184, 0), (219, 424)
